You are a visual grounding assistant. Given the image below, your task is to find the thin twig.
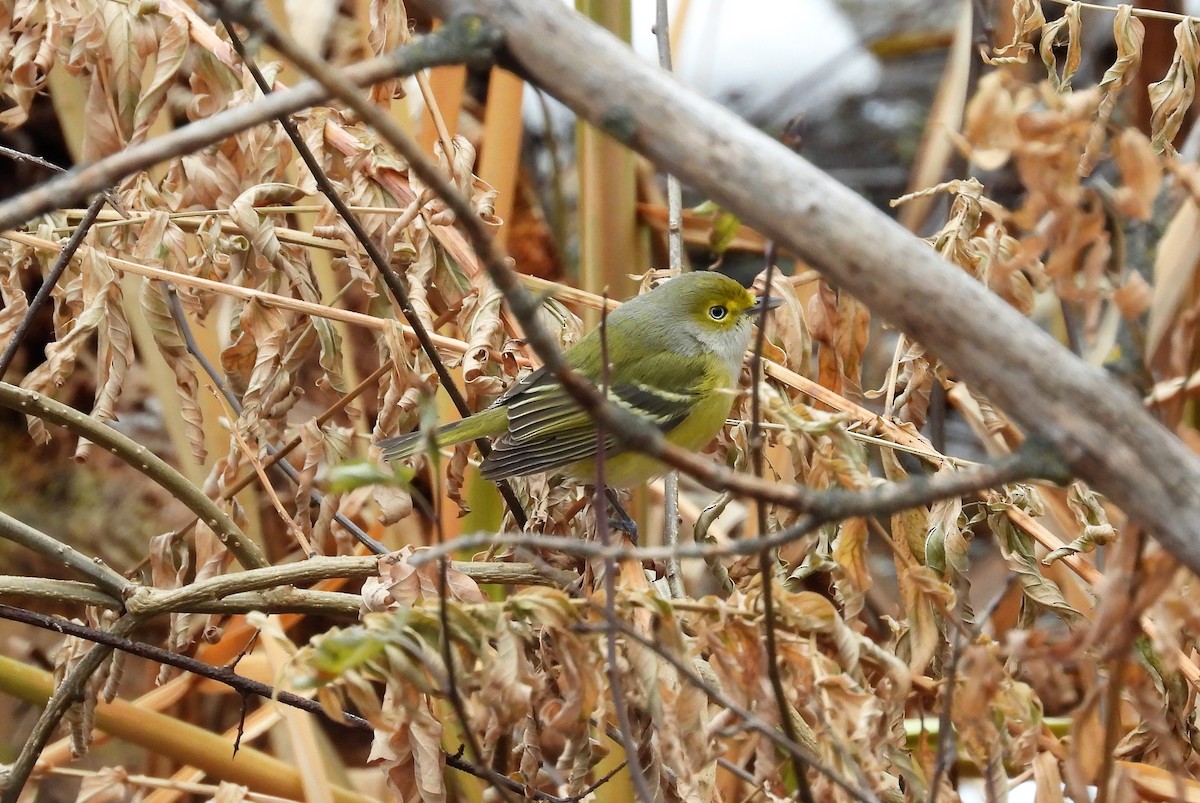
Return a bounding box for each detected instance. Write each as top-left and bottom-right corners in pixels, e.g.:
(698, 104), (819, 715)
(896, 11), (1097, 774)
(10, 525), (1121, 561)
(750, 251), (813, 801)
(655, 0), (686, 601)
(0, 604), (370, 729)
(928, 621), (962, 802)
(0, 194), (107, 378)
(0, 145), (125, 215)
(1044, 0), (1194, 23)
(224, 413), (317, 555)
(0, 511), (132, 602)
(595, 296), (656, 803)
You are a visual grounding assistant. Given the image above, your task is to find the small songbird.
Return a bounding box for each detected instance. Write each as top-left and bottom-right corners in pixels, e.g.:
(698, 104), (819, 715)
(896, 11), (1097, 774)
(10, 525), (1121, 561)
(378, 270), (779, 488)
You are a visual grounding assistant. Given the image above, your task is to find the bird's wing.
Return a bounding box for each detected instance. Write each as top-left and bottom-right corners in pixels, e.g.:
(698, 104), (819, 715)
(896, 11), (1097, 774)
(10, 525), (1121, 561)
(479, 374), (702, 481)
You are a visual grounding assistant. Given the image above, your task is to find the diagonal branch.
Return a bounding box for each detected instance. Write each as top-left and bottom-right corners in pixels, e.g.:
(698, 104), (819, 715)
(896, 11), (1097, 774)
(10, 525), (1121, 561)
(410, 0), (1200, 576)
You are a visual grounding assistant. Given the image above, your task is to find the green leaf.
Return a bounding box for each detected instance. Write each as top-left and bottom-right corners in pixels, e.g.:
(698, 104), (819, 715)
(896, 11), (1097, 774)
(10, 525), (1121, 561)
(329, 460), (413, 492)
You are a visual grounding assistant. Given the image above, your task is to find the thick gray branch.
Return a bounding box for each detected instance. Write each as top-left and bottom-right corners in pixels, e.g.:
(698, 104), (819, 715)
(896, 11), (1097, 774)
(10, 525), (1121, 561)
(414, 0), (1200, 574)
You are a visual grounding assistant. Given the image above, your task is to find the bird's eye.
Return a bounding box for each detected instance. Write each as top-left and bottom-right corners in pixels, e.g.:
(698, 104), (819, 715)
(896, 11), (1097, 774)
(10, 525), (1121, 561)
(708, 305), (728, 321)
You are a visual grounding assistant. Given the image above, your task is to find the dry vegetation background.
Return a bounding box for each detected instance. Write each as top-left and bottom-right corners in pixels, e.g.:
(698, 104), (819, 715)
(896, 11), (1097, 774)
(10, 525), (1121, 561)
(1, 0), (1200, 801)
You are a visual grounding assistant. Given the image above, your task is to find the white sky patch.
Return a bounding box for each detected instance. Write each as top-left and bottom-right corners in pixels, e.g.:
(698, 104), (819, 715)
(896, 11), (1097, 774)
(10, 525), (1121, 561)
(526, 0), (881, 132)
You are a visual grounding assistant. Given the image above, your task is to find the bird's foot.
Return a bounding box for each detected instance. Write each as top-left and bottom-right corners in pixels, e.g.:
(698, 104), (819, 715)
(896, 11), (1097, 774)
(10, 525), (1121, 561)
(608, 511), (639, 544)
(604, 487), (639, 544)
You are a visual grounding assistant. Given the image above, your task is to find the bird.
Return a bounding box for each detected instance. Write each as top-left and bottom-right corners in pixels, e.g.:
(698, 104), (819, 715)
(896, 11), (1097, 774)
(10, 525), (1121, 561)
(378, 270), (779, 488)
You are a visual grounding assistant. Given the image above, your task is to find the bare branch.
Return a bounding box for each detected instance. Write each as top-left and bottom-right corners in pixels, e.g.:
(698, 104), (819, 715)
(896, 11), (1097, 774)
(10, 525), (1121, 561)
(411, 0), (1200, 576)
(0, 511), (132, 602)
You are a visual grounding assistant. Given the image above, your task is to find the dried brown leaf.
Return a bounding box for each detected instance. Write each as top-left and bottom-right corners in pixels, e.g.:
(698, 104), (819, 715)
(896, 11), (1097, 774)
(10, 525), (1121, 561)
(1110, 129), (1162, 220)
(77, 766), (131, 803)
(368, 0), (409, 104)
(1147, 198), (1200, 360)
(808, 281), (868, 395)
(369, 689), (447, 802)
(989, 498), (1079, 621)
(1043, 481), (1117, 564)
(139, 276), (207, 464)
(985, 0), (1045, 65)
(1112, 270), (1152, 320)
(87, 254), (132, 430)
(0, 0), (52, 129)
(131, 13), (189, 142)
(1147, 19), (1199, 155)
(0, 246), (31, 353)
(1039, 3), (1082, 93)
(1081, 5), (1145, 174)
(831, 517), (869, 618)
(362, 546), (485, 613)
(959, 71), (1026, 169)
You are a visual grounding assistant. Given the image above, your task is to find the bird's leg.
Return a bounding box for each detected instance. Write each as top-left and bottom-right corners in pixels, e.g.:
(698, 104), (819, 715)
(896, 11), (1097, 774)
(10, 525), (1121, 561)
(604, 487), (639, 544)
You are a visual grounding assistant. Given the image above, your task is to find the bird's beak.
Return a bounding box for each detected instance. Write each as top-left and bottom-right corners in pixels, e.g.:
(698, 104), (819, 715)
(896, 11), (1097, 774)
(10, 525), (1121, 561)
(748, 295), (783, 315)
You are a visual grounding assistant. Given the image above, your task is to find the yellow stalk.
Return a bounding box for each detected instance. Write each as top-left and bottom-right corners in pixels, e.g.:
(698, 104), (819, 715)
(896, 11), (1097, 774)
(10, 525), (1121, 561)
(897, 0), (973, 233)
(575, 0), (640, 325)
(477, 68), (525, 246)
(45, 63), (87, 164)
(416, 21), (466, 157)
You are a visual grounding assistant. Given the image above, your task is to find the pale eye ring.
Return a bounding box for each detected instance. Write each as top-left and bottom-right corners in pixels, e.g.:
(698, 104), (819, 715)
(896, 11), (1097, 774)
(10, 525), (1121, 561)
(708, 305), (728, 321)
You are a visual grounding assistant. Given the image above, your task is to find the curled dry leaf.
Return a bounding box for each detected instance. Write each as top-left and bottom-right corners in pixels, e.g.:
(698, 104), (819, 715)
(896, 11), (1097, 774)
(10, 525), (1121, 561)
(958, 71), (1027, 170)
(401, 222), (439, 339)
(139, 276), (207, 465)
(228, 183), (309, 276)
(1039, 2), (1082, 94)
(755, 268), (810, 379)
(985, 0), (1046, 65)
(1110, 129), (1162, 222)
(808, 280), (869, 397)
(925, 493), (972, 580)
(367, 0), (409, 105)
(289, 419), (327, 549)
(77, 766), (133, 802)
(0, 0), (52, 129)
(1043, 481), (1117, 564)
(1112, 270), (1152, 320)
(444, 439), (471, 517)
(131, 13), (189, 143)
(460, 275), (507, 403)
(82, 248), (132, 432)
(0, 243), (30, 349)
(1081, 5), (1146, 175)
(830, 517), (869, 619)
(362, 545), (485, 614)
(988, 496), (1079, 621)
(1147, 19), (1200, 155)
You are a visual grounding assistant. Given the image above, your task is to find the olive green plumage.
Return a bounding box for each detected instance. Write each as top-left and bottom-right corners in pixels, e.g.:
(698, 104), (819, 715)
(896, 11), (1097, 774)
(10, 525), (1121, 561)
(378, 271), (777, 487)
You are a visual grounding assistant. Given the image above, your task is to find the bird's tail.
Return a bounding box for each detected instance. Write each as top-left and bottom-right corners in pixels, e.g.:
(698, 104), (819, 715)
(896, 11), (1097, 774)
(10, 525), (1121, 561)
(378, 407), (506, 462)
